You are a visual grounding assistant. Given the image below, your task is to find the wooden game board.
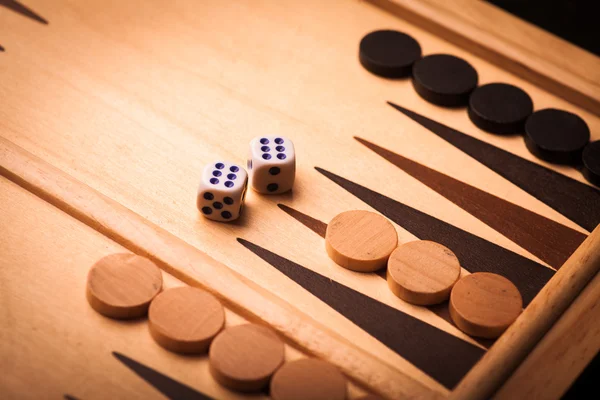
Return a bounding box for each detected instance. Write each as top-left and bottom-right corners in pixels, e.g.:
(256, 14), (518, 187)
(1, 1), (599, 399)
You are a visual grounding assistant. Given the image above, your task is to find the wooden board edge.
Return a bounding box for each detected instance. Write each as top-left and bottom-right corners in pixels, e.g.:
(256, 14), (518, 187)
(494, 269), (600, 399)
(449, 224), (600, 400)
(366, 0), (600, 116)
(0, 136), (445, 400)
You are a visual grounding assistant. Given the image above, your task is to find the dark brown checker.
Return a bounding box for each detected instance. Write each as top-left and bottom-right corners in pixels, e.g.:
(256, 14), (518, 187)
(359, 30), (422, 78)
(315, 167), (555, 305)
(412, 54), (478, 107)
(388, 101), (600, 232)
(582, 141), (600, 186)
(468, 83), (533, 134)
(355, 136), (586, 268)
(237, 238), (485, 390)
(524, 108), (590, 165)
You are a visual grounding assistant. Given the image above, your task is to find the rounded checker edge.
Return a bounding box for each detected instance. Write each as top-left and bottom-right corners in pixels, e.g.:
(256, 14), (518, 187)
(449, 272), (523, 339)
(412, 54), (478, 107)
(270, 358), (347, 400)
(582, 140), (600, 187)
(209, 324), (285, 392)
(387, 240), (461, 305)
(359, 30), (422, 78)
(325, 210), (398, 272)
(86, 253), (163, 319)
(468, 83), (534, 134)
(524, 108), (590, 165)
(148, 286), (225, 354)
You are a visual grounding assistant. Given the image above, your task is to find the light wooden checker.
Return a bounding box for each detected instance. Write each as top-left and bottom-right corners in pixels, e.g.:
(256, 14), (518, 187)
(387, 240), (461, 305)
(86, 253), (163, 319)
(270, 358), (347, 400)
(326, 210), (398, 272)
(1, 0), (600, 399)
(450, 272), (523, 339)
(0, 176), (371, 400)
(209, 324), (285, 392)
(148, 286), (225, 354)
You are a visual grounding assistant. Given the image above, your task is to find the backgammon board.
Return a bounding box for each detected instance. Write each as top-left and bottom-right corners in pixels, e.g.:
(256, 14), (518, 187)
(1, 1), (599, 399)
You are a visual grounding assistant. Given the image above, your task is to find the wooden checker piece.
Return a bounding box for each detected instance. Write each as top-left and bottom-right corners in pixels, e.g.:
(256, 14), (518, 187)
(86, 253), (163, 319)
(325, 210), (398, 272)
(450, 272), (523, 339)
(3, 1), (600, 399)
(270, 358), (347, 400)
(524, 108), (590, 164)
(387, 240), (461, 305)
(359, 30), (422, 79)
(412, 54), (478, 107)
(148, 286), (225, 354)
(468, 83), (534, 134)
(209, 323), (285, 392)
(582, 140), (600, 186)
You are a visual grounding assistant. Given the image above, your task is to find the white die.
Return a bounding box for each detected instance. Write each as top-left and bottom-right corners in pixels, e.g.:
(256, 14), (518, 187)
(248, 136), (295, 194)
(197, 161), (248, 222)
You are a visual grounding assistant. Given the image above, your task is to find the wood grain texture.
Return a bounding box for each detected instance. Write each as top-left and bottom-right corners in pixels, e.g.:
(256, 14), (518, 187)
(356, 136), (586, 268)
(237, 238), (485, 390)
(1, 0), (530, 363)
(148, 286), (225, 354)
(209, 324), (285, 392)
(0, 177), (256, 400)
(275, 204), (496, 349)
(450, 225), (600, 400)
(387, 240), (461, 306)
(278, 204), (328, 238)
(494, 271), (600, 400)
(0, 138), (441, 399)
(1, 0), (599, 397)
(449, 273), (522, 339)
(316, 167), (555, 305)
(325, 210), (398, 272)
(86, 253), (163, 319)
(270, 358), (347, 400)
(0, 176), (370, 400)
(112, 352), (214, 400)
(388, 102), (600, 233)
(367, 0), (600, 115)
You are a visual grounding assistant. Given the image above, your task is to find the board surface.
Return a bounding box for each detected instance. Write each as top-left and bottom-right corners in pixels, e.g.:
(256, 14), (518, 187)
(1, 1), (599, 399)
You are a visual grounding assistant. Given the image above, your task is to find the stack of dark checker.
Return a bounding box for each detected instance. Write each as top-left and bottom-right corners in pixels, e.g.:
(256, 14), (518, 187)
(359, 30), (600, 186)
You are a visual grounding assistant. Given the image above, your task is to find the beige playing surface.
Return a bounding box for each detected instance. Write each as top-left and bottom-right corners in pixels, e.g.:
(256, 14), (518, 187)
(0, 177), (369, 400)
(1, 1), (599, 399)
